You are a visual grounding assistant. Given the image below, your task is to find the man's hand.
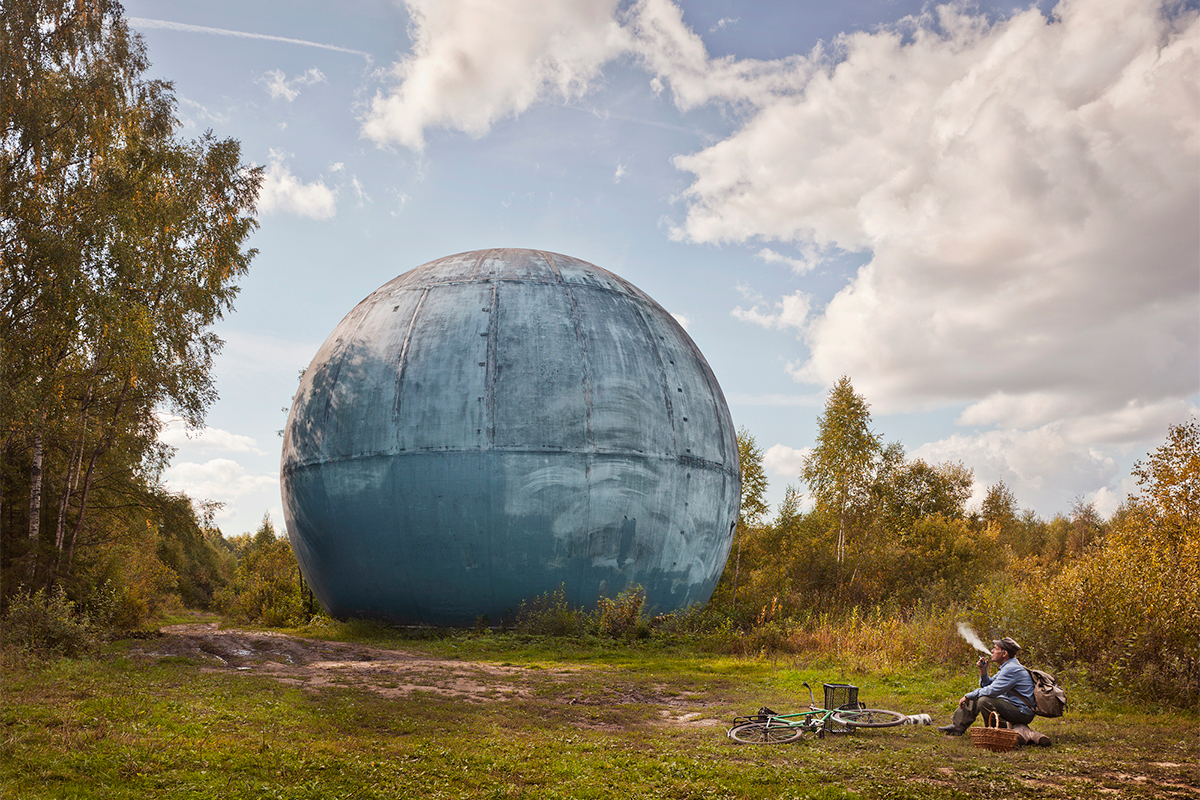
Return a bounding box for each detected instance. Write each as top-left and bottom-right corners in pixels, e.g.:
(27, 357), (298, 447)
(958, 695), (969, 708)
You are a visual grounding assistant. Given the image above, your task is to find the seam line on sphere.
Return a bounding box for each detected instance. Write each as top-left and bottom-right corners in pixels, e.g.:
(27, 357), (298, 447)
(392, 287), (429, 426)
(281, 448), (734, 473)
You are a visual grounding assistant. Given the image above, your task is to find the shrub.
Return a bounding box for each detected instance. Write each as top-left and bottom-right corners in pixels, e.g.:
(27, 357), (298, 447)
(513, 586), (595, 636)
(971, 421), (1200, 709)
(215, 516), (306, 627)
(1, 587), (98, 657)
(598, 585), (648, 639)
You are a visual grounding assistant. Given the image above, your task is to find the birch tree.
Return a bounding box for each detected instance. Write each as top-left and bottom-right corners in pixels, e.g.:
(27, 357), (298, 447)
(1, 0), (261, 593)
(801, 376), (881, 564)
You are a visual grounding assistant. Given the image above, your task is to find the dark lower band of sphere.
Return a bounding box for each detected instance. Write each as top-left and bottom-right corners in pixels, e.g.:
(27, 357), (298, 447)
(283, 449), (737, 625)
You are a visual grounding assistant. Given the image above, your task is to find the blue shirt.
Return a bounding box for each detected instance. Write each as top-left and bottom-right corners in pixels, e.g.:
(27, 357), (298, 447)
(967, 657), (1034, 714)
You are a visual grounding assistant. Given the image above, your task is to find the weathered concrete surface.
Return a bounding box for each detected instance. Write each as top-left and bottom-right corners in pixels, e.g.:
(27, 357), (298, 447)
(281, 249), (739, 625)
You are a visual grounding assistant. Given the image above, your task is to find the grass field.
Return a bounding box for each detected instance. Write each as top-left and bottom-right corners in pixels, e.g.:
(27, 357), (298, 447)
(2, 619), (1195, 799)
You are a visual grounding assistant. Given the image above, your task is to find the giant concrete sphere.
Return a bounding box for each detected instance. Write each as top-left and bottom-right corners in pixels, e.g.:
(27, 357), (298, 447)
(281, 248), (739, 625)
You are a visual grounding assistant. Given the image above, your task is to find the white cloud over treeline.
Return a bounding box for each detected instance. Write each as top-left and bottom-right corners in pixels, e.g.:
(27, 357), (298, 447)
(360, 0), (1198, 513)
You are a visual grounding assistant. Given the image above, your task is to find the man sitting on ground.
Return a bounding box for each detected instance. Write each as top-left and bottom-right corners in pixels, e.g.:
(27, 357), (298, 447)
(939, 637), (1034, 736)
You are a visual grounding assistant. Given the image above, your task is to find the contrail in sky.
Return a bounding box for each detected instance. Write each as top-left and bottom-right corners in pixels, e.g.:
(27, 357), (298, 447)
(127, 18), (372, 60)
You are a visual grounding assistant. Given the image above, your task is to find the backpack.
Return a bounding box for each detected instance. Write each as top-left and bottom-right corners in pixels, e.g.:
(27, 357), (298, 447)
(1026, 668), (1067, 717)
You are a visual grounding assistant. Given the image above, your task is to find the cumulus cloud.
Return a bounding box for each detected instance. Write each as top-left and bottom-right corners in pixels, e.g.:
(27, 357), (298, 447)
(160, 458), (280, 531)
(258, 67), (326, 101)
(157, 414), (267, 455)
(763, 443), (811, 479)
(755, 247), (819, 275)
(913, 424), (1124, 515)
(733, 288), (812, 330)
(360, 0), (810, 150)
(362, 0), (628, 150)
(257, 150), (338, 219)
(622, 0), (811, 111)
(674, 0), (1199, 442)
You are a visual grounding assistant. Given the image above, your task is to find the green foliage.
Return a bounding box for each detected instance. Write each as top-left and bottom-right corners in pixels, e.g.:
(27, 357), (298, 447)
(737, 427), (769, 526)
(511, 584), (651, 639)
(802, 376), (882, 565)
(513, 585), (595, 637)
(597, 585), (648, 639)
(1, 0), (260, 596)
(715, 388), (1194, 707)
(0, 586), (97, 657)
(214, 516), (306, 627)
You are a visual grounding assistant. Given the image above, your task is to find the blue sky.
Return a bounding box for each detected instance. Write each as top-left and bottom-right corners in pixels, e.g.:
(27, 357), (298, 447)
(127, 0), (1199, 537)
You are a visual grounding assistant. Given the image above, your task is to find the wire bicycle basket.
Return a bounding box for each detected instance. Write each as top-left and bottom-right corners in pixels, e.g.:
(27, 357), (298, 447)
(823, 683), (861, 711)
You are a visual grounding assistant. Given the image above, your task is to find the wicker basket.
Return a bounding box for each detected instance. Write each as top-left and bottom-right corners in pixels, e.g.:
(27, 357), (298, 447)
(969, 712), (1021, 753)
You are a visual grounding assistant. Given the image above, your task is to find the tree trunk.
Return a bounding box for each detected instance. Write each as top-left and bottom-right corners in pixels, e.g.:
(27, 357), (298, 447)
(26, 426), (44, 582)
(732, 525), (742, 609)
(60, 375), (132, 578)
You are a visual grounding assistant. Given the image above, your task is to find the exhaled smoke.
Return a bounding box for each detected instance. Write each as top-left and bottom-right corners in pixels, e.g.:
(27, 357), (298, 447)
(956, 623), (991, 655)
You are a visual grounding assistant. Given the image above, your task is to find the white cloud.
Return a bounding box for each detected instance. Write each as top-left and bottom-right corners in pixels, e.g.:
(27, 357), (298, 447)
(162, 455), (278, 506)
(709, 17), (738, 34)
(177, 97), (229, 127)
(345, 0), (1195, 515)
(671, 0), (1198, 443)
(157, 414), (267, 455)
(624, 0), (811, 111)
(671, 312), (690, 330)
(733, 289), (811, 330)
(258, 67), (326, 101)
(913, 425), (1123, 515)
(763, 443), (811, 478)
(755, 247), (818, 275)
(351, 176), (372, 205)
(362, 0), (627, 150)
(160, 458), (280, 529)
(257, 150), (338, 219)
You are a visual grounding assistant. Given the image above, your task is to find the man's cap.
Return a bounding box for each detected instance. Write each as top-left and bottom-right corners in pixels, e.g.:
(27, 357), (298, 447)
(994, 637), (1021, 655)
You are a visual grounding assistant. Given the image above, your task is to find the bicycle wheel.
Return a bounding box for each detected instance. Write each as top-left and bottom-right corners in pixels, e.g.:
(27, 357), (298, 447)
(728, 722), (805, 744)
(830, 708), (907, 728)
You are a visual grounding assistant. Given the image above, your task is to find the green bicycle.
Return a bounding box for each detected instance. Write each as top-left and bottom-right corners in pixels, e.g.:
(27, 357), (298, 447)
(728, 682), (908, 744)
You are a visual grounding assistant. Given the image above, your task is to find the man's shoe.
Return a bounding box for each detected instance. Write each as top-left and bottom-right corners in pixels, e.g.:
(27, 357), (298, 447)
(938, 724), (965, 736)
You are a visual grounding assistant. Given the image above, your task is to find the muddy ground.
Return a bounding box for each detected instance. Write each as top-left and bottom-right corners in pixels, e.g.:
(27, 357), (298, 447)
(130, 623), (722, 728)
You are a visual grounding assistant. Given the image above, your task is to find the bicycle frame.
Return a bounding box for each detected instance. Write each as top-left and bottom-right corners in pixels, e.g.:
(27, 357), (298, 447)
(728, 681), (909, 744)
(730, 682), (859, 738)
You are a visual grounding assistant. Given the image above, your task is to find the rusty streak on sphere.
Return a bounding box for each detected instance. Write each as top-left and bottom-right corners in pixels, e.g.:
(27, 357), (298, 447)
(281, 249), (740, 625)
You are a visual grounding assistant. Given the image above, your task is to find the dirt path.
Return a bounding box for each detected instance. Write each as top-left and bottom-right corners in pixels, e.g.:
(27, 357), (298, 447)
(131, 623), (723, 726)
